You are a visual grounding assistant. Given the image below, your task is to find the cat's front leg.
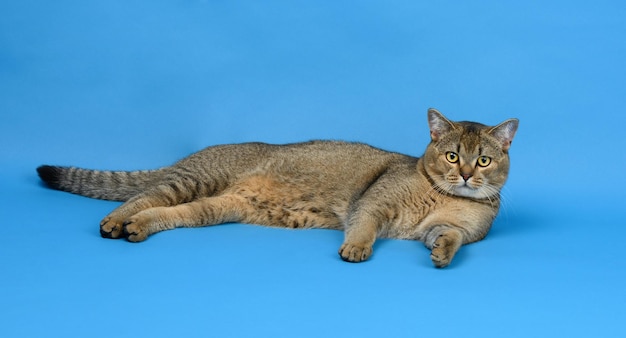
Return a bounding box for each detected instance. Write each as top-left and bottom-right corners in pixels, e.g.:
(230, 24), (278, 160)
(338, 242), (373, 263)
(423, 225), (463, 268)
(338, 212), (380, 263)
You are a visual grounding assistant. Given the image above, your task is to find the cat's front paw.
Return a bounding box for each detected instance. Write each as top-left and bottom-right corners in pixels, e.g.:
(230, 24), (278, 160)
(122, 216), (150, 242)
(430, 247), (452, 268)
(430, 233), (461, 268)
(338, 243), (372, 263)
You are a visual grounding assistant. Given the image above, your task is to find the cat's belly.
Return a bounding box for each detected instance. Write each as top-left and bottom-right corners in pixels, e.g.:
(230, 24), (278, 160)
(224, 175), (345, 230)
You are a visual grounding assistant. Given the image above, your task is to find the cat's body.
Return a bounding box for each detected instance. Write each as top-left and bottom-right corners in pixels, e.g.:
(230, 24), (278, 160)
(37, 109), (518, 267)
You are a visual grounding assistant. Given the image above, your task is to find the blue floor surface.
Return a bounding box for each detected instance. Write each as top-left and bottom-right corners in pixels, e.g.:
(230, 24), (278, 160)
(1, 1), (625, 337)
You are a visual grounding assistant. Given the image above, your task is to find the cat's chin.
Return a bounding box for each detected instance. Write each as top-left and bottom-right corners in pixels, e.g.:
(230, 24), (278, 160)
(452, 185), (494, 199)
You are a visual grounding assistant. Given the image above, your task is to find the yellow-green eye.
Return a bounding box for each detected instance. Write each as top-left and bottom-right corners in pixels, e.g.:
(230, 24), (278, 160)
(477, 156), (492, 167)
(446, 152), (459, 163)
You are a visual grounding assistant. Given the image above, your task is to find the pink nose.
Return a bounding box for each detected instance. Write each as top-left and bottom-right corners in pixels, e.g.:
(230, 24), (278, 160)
(461, 174), (472, 181)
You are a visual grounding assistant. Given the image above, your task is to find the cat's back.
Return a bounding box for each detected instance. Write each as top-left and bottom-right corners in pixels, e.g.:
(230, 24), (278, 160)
(179, 140), (414, 191)
(277, 140), (414, 161)
(189, 140), (412, 166)
(266, 140), (414, 173)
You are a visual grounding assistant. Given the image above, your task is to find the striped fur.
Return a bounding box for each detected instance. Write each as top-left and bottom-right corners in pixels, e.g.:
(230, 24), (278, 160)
(37, 166), (166, 201)
(37, 109), (518, 267)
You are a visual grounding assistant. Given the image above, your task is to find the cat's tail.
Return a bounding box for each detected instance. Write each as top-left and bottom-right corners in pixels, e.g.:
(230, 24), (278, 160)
(36, 165), (167, 201)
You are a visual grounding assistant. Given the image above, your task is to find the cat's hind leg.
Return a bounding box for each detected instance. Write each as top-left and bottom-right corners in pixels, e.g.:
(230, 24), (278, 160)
(100, 193), (168, 239)
(121, 194), (250, 242)
(100, 181), (205, 239)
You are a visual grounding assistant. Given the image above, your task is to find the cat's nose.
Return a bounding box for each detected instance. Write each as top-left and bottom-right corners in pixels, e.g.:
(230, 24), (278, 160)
(461, 173), (472, 182)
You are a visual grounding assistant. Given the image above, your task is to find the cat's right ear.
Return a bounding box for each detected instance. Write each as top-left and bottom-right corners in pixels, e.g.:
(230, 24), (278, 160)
(428, 108), (455, 141)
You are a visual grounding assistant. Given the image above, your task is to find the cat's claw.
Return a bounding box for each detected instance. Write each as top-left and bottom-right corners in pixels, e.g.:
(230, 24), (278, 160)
(338, 243), (372, 263)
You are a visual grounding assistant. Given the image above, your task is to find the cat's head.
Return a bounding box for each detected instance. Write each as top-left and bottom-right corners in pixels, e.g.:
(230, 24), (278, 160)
(423, 108), (519, 200)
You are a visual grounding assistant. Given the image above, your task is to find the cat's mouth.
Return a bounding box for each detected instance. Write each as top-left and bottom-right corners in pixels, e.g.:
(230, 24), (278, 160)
(437, 175), (498, 199)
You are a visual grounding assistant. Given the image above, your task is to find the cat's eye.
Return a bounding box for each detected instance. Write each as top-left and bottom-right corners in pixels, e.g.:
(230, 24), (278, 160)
(446, 152), (459, 163)
(477, 156), (492, 167)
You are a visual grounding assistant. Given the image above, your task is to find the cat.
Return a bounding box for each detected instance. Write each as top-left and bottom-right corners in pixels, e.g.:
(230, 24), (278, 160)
(37, 108), (518, 268)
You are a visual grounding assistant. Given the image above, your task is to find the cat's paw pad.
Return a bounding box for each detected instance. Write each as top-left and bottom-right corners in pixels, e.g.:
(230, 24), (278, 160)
(122, 216), (149, 242)
(338, 243), (372, 263)
(100, 217), (125, 239)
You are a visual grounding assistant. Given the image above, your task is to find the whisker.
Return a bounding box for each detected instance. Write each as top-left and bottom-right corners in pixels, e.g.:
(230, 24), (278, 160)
(494, 185), (517, 221)
(424, 175), (449, 204)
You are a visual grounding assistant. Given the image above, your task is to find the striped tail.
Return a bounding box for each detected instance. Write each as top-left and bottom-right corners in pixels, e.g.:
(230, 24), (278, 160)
(36, 165), (166, 201)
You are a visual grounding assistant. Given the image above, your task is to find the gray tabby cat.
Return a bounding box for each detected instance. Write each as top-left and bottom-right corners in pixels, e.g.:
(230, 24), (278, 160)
(37, 109), (518, 267)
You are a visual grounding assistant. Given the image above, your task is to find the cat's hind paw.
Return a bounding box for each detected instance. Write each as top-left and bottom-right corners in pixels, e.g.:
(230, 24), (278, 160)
(338, 243), (372, 263)
(100, 217), (125, 239)
(122, 216), (150, 242)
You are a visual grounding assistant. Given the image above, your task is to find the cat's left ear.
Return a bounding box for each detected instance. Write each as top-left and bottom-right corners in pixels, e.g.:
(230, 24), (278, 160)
(428, 108), (456, 141)
(488, 118), (519, 151)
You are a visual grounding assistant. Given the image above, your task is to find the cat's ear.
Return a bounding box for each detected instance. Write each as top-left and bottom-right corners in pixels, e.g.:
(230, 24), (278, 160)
(428, 108), (455, 141)
(488, 118), (519, 151)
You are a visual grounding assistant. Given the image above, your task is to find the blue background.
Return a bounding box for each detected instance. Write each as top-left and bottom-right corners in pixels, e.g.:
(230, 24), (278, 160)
(1, 1), (625, 337)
